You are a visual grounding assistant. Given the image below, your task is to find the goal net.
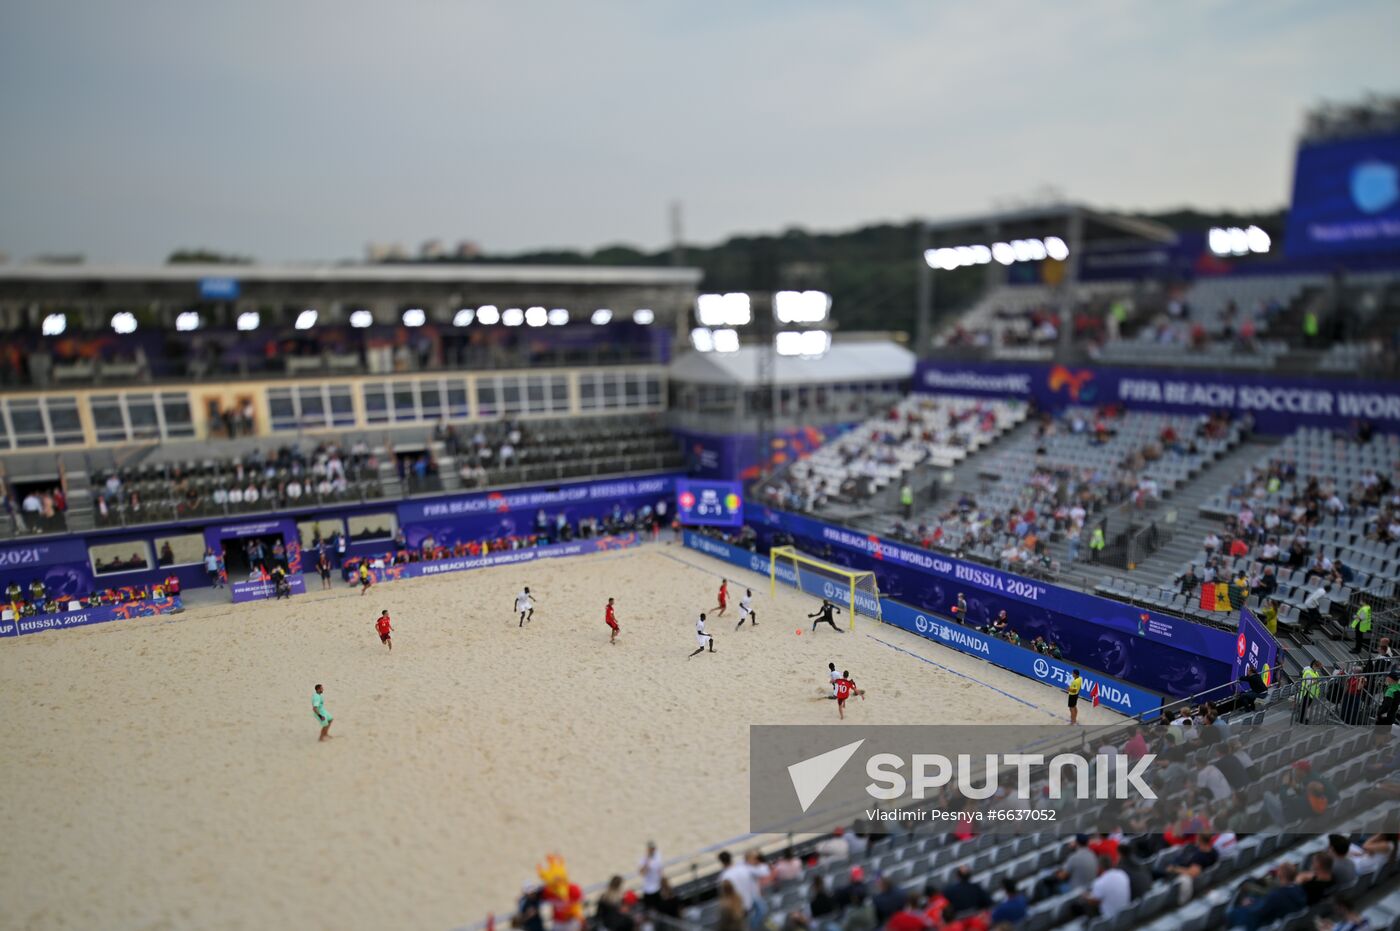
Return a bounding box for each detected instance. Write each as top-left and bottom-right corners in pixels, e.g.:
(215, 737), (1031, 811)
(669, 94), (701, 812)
(769, 545), (882, 627)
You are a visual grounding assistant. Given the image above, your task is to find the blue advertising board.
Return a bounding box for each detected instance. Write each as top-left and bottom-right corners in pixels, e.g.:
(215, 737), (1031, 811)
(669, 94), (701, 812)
(683, 532), (1162, 717)
(914, 360), (1400, 435)
(1235, 607), (1283, 687)
(1286, 131), (1400, 258)
(0, 538), (97, 600)
(230, 575), (307, 604)
(677, 479), (744, 527)
(4, 595), (184, 638)
(746, 511), (1239, 698)
(352, 534), (643, 586)
(198, 276), (241, 300)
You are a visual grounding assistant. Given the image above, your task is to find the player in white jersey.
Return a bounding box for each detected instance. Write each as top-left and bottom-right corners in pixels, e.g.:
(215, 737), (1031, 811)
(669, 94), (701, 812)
(734, 588), (758, 631)
(827, 661), (840, 698)
(689, 612), (716, 657)
(515, 586), (537, 627)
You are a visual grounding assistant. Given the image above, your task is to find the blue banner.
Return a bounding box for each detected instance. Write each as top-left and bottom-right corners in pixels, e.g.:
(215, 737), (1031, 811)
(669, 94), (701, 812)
(230, 575), (307, 603)
(1235, 607), (1283, 687)
(1286, 131), (1400, 258)
(351, 534), (643, 585)
(677, 480), (744, 527)
(0, 538), (97, 600)
(398, 476), (675, 524)
(914, 360), (1400, 434)
(5, 595), (183, 637)
(198, 276), (240, 299)
(683, 533), (1161, 718)
(747, 511), (1238, 698)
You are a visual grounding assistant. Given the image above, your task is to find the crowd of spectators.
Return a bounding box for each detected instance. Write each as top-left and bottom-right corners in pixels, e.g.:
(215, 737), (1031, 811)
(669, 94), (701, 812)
(94, 439), (379, 526)
(4, 484), (68, 534)
(1171, 423), (1398, 633)
(887, 407), (1238, 576)
(761, 397), (1024, 512)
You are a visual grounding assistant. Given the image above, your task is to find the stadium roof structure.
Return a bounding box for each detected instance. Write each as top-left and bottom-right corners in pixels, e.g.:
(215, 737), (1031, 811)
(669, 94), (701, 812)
(0, 262), (702, 287)
(669, 340), (916, 387)
(921, 202), (1177, 247)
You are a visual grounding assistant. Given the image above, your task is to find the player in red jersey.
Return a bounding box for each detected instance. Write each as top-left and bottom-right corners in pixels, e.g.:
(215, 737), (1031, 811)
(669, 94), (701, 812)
(833, 670), (865, 719)
(714, 578), (729, 617)
(605, 597), (620, 645)
(375, 609), (393, 651)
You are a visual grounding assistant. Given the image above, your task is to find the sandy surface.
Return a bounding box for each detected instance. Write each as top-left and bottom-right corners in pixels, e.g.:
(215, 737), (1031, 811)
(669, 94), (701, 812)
(0, 543), (1122, 931)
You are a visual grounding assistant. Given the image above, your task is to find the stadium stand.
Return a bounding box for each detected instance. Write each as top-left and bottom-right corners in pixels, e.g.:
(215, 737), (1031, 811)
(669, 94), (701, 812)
(529, 675), (1400, 931)
(2, 414), (681, 535)
(1153, 427), (1400, 638)
(756, 394), (1026, 513)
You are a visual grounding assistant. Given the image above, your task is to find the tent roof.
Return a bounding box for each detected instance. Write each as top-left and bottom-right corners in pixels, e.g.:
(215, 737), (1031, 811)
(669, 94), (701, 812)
(669, 340), (916, 387)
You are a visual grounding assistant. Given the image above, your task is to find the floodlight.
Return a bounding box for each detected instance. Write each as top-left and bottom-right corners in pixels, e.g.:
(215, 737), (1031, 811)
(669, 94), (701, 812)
(955, 246), (977, 267)
(175, 311), (201, 332)
(236, 311), (260, 332)
(690, 327), (715, 352)
(501, 307), (524, 327)
(295, 309), (318, 330)
(349, 309), (374, 328)
(402, 308), (426, 327)
(992, 242), (1016, 265)
(591, 308), (613, 325)
(548, 308), (569, 326)
(776, 330), (831, 357)
(112, 312), (138, 334)
(524, 306), (547, 327)
(632, 308), (654, 325)
(453, 308), (475, 327)
(969, 245), (992, 265)
(41, 313), (67, 336)
(476, 305), (500, 325)
(712, 328), (740, 353)
(1044, 236), (1070, 261)
(1026, 239), (1048, 261)
(696, 292), (751, 326)
(774, 290), (832, 324)
(1246, 226), (1271, 254)
(1228, 227), (1249, 256)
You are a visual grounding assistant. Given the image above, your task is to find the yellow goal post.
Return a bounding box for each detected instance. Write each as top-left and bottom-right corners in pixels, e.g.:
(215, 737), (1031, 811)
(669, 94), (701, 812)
(768, 545), (882, 628)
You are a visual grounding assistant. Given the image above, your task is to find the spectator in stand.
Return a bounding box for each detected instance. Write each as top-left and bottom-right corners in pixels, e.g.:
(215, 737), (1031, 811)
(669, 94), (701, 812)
(1074, 855), (1130, 920)
(883, 893), (931, 931)
(941, 865), (990, 915)
(871, 876), (905, 925)
(988, 876), (1027, 926)
(717, 880), (747, 931)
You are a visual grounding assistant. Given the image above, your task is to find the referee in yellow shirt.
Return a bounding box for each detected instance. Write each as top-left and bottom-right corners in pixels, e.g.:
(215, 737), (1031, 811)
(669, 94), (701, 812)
(1068, 669), (1083, 725)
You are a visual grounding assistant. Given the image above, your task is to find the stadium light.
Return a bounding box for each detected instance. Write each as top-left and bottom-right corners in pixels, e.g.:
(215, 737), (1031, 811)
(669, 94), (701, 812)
(501, 307), (524, 327)
(41, 312), (67, 336)
(547, 308), (569, 326)
(235, 311), (260, 332)
(1208, 225), (1272, 257)
(349, 309), (374, 328)
(776, 330), (832, 357)
(926, 237), (1070, 270)
(476, 305), (500, 325)
(524, 306), (548, 327)
(591, 308), (613, 325)
(632, 308), (654, 325)
(175, 311), (201, 332)
(453, 308), (475, 327)
(696, 292), (751, 327)
(712, 327), (740, 353)
(295, 308), (318, 330)
(402, 308), (426, 327)
(112, 311), (138, 334)
(690, 326), (715, 352)
(773, 290), (832, 324)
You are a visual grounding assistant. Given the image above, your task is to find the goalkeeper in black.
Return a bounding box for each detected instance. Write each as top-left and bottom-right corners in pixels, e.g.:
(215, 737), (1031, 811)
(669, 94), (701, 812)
(808, 599), (845, 633)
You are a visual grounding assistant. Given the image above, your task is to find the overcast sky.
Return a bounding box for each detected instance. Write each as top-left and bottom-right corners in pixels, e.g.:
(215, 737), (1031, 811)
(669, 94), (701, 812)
(2, 0), (1398, 264)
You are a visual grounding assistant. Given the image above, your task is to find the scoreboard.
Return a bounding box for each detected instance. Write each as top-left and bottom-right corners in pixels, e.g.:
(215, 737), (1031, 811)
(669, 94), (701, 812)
(676, 480), (744, 528)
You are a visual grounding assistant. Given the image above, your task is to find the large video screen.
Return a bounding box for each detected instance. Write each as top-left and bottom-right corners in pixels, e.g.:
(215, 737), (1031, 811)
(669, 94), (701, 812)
(676, 479), (744, 527)
(1285, 131), (1400, 257)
